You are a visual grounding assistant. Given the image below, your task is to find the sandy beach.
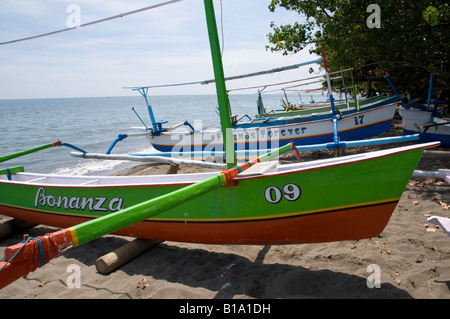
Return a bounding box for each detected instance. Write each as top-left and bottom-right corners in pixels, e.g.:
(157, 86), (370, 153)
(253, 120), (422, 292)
(0, 119), (449, 300)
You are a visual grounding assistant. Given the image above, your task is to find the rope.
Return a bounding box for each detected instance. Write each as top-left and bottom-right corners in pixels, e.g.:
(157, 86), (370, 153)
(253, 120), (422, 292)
(202, 59), (324, 85)
(228, 72), (347, 93)
(126, 59), (326, 92)
(35, 238), (45, 267)
(0, 0), (183, 46)
(0, 237), (46, 272)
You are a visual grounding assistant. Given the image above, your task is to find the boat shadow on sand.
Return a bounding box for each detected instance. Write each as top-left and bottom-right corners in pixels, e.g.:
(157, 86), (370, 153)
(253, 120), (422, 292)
(4, 225), (413, 299)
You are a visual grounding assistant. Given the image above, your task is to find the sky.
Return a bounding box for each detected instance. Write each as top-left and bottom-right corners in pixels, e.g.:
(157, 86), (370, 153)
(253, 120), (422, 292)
(0, 0), (323, 99)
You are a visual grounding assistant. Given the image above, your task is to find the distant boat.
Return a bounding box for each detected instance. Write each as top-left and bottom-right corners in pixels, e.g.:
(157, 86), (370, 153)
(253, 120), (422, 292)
(142, 94), (398, 152)
(128, 60), (398, 153)
(255, 95), (385, 118)
(125, 54), (398, 153)
(386, 74), (449, 148)
(398, 107), (449, 147)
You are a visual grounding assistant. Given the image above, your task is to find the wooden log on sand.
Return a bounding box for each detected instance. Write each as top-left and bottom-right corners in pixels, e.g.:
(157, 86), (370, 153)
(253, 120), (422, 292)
(95, 163), (178, 274)
(166, 163), (180, 174)
(423, 150), (450, 158)
(95, 238), (162, 274)
(0, 219), (36, 241)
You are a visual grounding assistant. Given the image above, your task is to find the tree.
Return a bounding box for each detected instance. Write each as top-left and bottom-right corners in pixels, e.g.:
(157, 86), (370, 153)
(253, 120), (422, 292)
(266, 0), (449, 99)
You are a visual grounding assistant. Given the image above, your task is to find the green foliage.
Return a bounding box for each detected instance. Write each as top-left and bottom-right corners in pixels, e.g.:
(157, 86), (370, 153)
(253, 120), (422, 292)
(267, 0), (449, 98)
(423, 4), (449, 25)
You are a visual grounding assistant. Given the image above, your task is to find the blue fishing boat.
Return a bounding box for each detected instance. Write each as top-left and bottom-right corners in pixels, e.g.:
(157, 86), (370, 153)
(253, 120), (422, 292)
(125, 58), (399, 153)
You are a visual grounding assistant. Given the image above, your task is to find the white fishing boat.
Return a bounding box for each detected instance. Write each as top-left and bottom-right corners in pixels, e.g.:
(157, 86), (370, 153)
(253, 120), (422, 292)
(124, 64), (399, 154)
(386, 74), (449, 148)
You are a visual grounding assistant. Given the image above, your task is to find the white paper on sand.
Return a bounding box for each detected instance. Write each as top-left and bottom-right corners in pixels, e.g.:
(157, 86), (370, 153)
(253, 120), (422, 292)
(427, 216), (450, 237)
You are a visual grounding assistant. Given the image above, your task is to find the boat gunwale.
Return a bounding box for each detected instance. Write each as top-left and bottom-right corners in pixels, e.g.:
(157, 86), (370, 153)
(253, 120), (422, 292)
(150, 116), (395, 149)
(0, 141), (439, 188)
(237, 141), (439, 180)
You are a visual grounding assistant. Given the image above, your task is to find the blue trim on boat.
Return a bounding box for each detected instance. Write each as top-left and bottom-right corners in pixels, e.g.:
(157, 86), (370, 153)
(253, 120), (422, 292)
(142, 134), (420, 156)
(403, 129), (449, 148)
(152, 119), (394, 152)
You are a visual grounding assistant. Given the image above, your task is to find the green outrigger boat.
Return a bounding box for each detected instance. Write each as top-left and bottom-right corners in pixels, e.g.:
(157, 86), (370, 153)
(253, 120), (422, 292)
(0, 0), (439, 289)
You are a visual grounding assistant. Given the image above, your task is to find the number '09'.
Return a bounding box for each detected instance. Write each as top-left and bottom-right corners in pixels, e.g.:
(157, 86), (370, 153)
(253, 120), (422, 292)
(264, 184), (301, 204)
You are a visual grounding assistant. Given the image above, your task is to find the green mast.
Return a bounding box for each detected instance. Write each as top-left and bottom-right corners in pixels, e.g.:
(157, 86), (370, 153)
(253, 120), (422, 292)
(203, 0), (236, 168)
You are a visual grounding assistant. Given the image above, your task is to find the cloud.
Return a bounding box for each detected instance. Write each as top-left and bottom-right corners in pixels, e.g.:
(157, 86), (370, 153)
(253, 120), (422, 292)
(0, 0), (321, 99)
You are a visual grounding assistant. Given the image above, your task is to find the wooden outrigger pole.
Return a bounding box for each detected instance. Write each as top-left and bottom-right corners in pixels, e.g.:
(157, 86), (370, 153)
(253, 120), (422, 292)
(0, 0), (297, 290)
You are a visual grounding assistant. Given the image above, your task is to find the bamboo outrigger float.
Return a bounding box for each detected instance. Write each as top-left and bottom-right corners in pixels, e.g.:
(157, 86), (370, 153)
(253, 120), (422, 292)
(0, 0), (440, 289)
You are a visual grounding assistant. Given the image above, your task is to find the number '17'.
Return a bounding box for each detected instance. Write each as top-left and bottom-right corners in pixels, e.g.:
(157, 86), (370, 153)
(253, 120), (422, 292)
(354, 115), (364, 125)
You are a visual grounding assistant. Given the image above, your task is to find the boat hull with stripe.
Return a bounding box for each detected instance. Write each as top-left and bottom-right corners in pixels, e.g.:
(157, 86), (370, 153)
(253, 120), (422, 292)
(149, 97), (398, 153)
(0, 142), (437, 244)
(399, 107), (450, 148)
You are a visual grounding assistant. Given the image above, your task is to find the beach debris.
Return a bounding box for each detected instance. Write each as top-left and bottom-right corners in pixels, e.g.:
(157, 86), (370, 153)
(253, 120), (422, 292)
(220, 263), (236, 277)
(220, 282), (232, 290)
(432, 197), (449, 210)
(409, 176), (446, 187)
(439, 201), (449, 210)
(39, 281), (46, 288)
(409, 181), (426, 188)
(415, 255), (427, 263)
(136, 278), (148, 289)
(427, 216), (450, 237)
(424, 223), (440, 232)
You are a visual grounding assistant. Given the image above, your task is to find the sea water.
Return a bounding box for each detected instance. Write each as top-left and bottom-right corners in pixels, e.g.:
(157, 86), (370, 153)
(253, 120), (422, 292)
(0, 93), (326, 175)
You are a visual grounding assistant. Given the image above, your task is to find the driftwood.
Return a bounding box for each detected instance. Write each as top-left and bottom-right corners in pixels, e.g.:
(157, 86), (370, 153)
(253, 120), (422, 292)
(0, 219), (36, 241)
(423, 150), (450, 158)
(95, 163), (179, 274)
(95, 238), (162, 274)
